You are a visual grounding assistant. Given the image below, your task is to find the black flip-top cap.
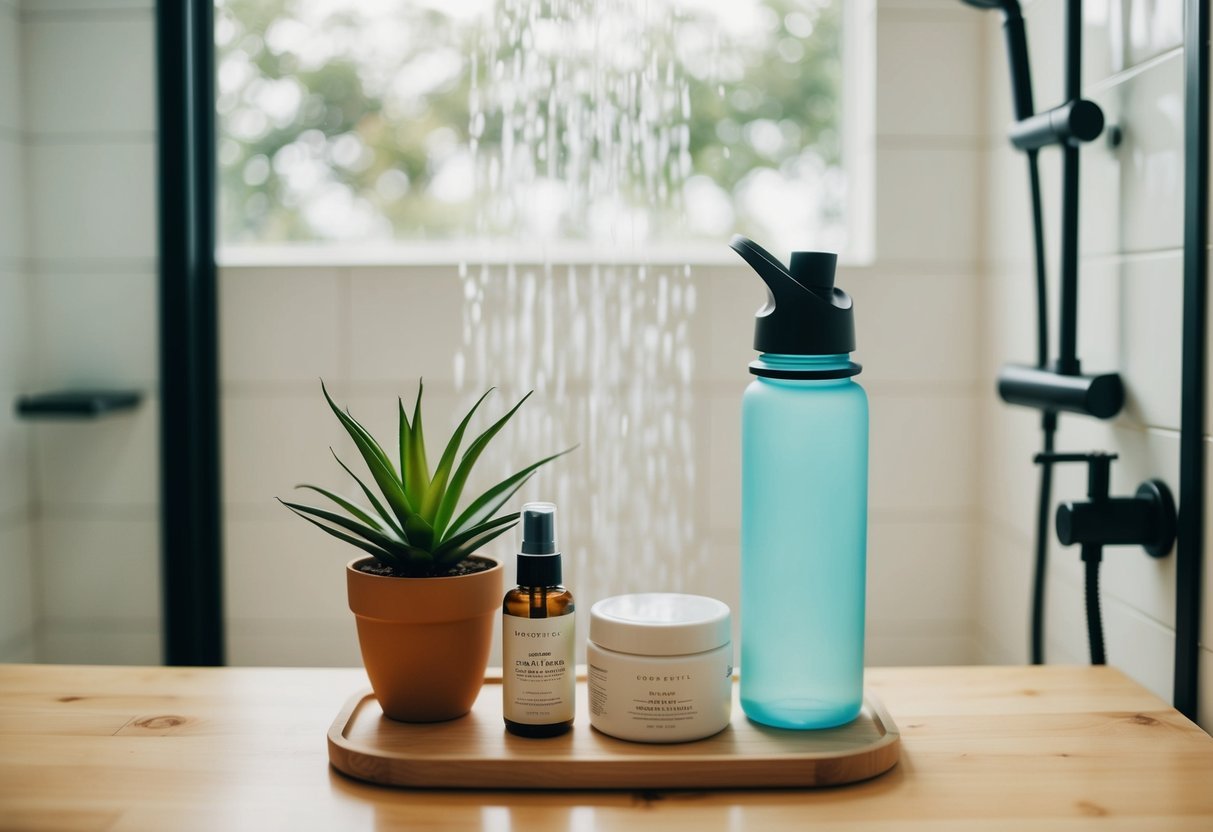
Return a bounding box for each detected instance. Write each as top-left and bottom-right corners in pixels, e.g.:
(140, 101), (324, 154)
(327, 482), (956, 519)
(729, 235), (856, 356)
(517, 502), (562, 587)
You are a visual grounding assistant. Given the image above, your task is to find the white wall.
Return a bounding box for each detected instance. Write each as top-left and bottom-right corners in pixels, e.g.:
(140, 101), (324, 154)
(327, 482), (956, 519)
(0, 0), (36, 663)
(977, 0), (1212, 729)
(15, 0), (161, 664)
(218, 0), (989, 669)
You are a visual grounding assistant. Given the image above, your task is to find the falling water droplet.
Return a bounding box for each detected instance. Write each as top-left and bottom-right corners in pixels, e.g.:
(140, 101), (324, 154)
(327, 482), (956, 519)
(461, 0), (700, 646)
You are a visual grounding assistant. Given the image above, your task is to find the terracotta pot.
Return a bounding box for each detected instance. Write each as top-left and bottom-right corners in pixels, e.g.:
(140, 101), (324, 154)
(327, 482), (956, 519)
(346, 555), (503, 722)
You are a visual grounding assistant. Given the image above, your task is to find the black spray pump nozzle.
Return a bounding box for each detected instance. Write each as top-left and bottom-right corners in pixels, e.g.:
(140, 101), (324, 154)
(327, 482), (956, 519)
(517, 501), (562, 587)
(521, 502), (557, 554)
(729, 235), (856, 357)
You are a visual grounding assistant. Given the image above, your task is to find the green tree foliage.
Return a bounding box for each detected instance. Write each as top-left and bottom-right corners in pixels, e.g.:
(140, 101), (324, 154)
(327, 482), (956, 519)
(216, 0), (842, 246)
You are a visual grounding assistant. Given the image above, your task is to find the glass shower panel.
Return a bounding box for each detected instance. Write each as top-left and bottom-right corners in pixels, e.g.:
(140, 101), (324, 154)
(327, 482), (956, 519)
(0, 2), (163, 665)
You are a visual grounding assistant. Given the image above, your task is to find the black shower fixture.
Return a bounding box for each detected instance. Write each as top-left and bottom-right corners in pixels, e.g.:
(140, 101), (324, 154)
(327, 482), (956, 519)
(957, 0), (1034, 122)
(960, 0), (1121, 671)
(961, 0), (1205, 722)
(998, 364), (1122, 420)
(1009, 98), (1105, 151)
(1036, 452), (1177, 666)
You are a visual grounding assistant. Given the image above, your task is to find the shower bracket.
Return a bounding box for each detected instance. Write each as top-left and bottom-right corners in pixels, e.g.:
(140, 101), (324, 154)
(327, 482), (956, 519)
(1035, 452), (1177, 559)
(1009, 99), (1104, 151)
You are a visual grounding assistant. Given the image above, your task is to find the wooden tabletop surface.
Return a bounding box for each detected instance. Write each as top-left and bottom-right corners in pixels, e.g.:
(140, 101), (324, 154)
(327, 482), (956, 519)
(1, 663), (1211, 831)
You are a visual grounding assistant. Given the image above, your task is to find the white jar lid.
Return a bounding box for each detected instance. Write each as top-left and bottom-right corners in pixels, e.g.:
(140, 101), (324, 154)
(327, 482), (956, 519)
(589, 593), (731, 656)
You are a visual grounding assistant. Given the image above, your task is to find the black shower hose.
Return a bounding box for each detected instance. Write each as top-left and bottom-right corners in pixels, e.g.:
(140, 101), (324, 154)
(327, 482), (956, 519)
(1024, 152), (1104, 667)
(1084, 550), (1107, 665)
(1031, 411), (1055, 665)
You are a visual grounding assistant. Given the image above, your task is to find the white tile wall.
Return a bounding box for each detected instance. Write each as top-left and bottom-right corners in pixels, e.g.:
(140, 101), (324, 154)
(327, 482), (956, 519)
(1080, 50), (1185, 257)
(0, 523), (36, 662)
(975, 526), (1033, 666)
(226, 617), (360, 668)
(0, 0), (34, 663)
(0, 2), (20, 135)
(24, 13), (154, 135)
(12, 0), (164, 665)
(33, 271), (158, 388)
(1117, 0), (1184, 70)
(874, 146), (983, 267)
(222, 394), (356, 513)
(36, 626), (160, 665)
(0, 387), (31, 518)
(220, 268), (343, 386)
(28, 142), (157, 262)
(33, 397), (159, 511)
(869, 393), (980, 515)
(38, 515), (159, 621)
(874, 11), (984, 139)
(0, 268), (30, 380)
(347, 267), (465, 385)
(224, 516), (353, 624)
(868, 520), (977, 626)
(22, 0), (152, 11)
(0, 136), (25, 266)
(978, 0), (1211, 730)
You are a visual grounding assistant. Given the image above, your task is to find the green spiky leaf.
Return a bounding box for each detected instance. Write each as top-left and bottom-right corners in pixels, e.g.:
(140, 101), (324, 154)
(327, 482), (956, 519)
(402, 381), (431, 504)
(294, 484), (386, 531)
(287, 381), (575, 575)
(431, 391), (534, 539)
(283, 504), (401, 567)
(419, 387), (494, 522)
(278, 499), (407, 554)
(321, 381), (416, 527)
(322, 381), (398, 481)
(403, 513), (435, 552)
(329, 450), (406, 540)
(447, 446), (578, 538)
(433, 515), (521, 567)
(434, 512), (520, 560)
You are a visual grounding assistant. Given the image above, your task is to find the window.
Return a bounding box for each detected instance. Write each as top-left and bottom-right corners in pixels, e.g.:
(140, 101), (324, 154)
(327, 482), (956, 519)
(216, 0), (868, 260)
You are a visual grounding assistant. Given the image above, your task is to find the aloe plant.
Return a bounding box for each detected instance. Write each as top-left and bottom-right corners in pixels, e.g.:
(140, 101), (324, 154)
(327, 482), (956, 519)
(281, 380), (574, 577)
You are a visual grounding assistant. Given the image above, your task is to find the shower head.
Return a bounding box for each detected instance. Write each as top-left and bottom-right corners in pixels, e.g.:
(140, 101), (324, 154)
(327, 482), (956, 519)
(958, 0), (1034, 122)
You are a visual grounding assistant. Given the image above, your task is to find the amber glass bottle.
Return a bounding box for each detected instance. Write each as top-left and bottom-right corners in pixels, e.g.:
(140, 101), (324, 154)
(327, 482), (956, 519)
(503, 503), (575, 738)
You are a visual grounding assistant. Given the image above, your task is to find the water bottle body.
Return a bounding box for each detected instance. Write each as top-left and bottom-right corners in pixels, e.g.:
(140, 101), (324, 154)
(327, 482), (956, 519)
(739, 355), (869, 729)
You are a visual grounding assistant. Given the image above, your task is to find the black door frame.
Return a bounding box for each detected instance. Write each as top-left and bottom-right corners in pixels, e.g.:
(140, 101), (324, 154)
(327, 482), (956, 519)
(1175, 0), (1209, 721)
(156, 0), (224, 665)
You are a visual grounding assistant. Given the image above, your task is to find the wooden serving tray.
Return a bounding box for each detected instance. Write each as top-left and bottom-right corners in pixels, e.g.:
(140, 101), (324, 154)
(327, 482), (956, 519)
(328, 676), (900, 790)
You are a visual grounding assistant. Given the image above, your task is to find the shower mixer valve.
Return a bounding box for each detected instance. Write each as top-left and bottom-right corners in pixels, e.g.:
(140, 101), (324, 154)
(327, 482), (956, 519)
(1034, 452), (1176, 559)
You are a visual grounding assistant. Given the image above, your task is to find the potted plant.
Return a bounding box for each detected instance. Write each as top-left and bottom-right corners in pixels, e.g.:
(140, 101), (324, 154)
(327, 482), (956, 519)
(281, 380), (572, 722)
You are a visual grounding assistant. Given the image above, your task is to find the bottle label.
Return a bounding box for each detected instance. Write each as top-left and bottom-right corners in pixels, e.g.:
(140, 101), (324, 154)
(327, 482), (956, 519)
(503, 613), (575, 725)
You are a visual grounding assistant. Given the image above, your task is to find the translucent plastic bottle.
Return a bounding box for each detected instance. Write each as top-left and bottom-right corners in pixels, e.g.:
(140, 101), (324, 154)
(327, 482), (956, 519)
(730, 237), (869, 730)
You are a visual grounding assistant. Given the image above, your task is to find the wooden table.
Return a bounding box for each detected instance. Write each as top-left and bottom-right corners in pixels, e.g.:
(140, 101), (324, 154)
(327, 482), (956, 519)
(1, 664), (1210, 830)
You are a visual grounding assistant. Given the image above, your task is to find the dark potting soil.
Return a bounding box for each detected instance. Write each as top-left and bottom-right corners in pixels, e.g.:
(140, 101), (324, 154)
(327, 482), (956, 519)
(356, 558), (493, 579)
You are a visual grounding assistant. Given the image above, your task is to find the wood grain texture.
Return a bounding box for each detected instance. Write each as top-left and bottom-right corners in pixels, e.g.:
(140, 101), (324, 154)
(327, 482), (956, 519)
(328, 680), (900, 789)
(0, 664), (1211, 831)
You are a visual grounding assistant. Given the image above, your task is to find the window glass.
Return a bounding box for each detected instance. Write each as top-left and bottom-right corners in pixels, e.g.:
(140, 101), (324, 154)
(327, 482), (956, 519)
(216, 0), (845, 255)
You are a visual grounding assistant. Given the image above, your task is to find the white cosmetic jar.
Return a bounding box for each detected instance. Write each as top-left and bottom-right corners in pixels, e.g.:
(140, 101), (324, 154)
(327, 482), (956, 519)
(587, 593), (733, 743)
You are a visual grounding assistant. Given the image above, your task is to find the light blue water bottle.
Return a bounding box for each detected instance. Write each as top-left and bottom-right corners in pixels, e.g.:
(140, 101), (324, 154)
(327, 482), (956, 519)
(731, 236), (868, 730)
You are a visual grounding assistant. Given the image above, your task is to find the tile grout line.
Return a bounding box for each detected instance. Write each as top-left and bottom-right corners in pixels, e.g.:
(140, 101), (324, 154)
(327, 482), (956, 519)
(339, 266), (353, 389)
(1046, 566), (1178, 639)
(22, 131), (156, 146)
(20, 8), (153, 23)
